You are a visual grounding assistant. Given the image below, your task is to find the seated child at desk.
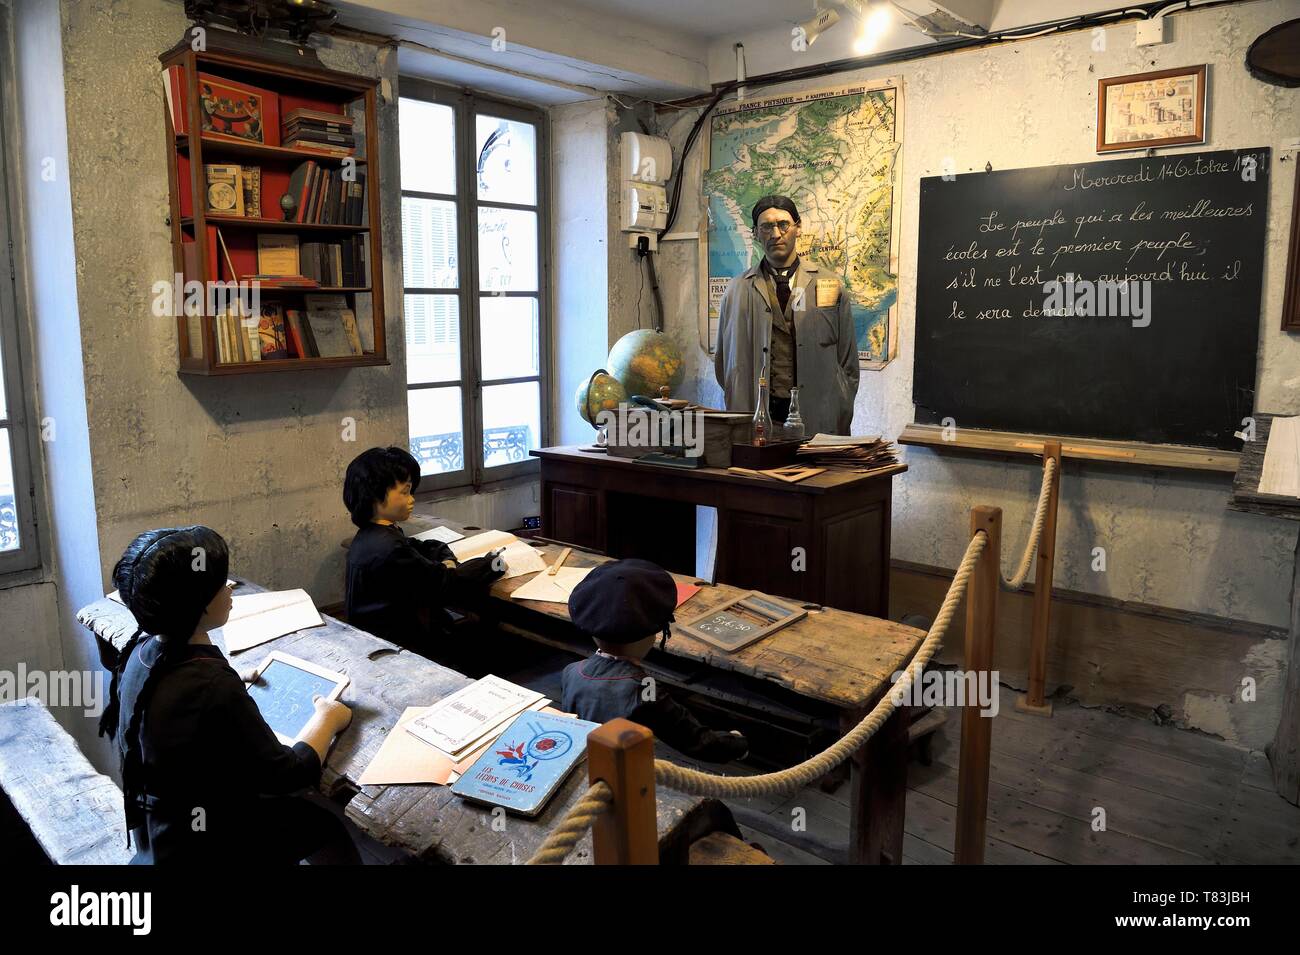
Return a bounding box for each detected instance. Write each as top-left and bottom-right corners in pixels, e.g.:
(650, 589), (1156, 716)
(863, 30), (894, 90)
(562, 559), (748, 763)
(100, 526), (356, 865)
(344, 446), (503, 645)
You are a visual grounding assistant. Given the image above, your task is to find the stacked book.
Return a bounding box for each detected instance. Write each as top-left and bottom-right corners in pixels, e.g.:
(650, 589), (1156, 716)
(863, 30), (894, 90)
(796, 433), (900, 474)
(282, 107), (356, 156)
(285, 159), (366, 225)
(299, 236), (367, 288)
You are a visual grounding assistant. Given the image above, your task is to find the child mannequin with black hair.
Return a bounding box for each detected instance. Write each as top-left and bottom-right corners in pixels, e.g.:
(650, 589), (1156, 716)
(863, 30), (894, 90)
(344, 446), (503, 648)
(100, 525), (357, 865)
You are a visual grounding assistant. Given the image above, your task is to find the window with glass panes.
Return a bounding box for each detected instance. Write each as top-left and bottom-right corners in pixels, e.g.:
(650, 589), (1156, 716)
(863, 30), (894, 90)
(0, 70), (39, 574)
(399, 82), (548, 489)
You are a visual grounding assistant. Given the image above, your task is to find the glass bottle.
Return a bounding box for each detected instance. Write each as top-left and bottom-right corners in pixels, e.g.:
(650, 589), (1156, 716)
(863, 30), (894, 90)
(784, 386), (805, 441)
(753, 348), (771, 446)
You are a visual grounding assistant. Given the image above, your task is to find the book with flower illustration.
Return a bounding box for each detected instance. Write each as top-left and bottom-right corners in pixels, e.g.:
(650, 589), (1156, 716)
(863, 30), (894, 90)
(449, 711), (599, 817)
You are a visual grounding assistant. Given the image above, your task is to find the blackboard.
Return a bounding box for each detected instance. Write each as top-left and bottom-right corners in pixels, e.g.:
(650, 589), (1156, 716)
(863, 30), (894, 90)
(914, 148), (1269, 450)
(247, 655), (347, 743)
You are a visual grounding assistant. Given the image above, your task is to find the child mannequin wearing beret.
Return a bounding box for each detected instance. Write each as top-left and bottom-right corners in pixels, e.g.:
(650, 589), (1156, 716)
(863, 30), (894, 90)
(562, 558), (748, 763)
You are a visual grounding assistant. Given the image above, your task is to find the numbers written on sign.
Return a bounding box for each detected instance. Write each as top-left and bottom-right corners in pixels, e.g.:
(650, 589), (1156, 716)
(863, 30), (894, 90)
(696, 612), (758, 636)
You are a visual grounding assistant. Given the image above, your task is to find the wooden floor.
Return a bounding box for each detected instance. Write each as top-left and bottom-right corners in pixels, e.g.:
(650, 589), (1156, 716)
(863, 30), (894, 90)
(484, 640), (1300, 866)
(717, 697), (1300, 865)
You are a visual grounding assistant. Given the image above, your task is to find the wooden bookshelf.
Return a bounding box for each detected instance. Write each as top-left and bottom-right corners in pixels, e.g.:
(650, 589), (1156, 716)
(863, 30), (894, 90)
(160, 33), (388, 375)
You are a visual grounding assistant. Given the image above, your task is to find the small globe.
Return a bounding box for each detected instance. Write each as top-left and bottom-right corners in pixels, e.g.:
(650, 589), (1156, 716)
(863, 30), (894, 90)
(606, 329), (685, 400)
(575, 370), (627, 427)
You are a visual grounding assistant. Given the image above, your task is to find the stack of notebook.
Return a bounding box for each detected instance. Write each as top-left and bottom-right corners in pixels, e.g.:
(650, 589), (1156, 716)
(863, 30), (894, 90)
(282, 107), (356, 156)
(796, 433), (900, 474)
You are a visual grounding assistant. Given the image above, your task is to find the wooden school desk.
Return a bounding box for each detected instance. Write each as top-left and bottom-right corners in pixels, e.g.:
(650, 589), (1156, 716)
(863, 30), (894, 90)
(75, 581), (735, 864)
(414, 514), (928, 865)
(532, 445), (906, 618)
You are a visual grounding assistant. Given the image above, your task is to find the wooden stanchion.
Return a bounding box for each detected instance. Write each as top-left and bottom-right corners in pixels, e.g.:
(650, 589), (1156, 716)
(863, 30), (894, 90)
(955, 506), (1000, 865)
(1018, 441), (1061, 717)
(587, 718), (659, 865)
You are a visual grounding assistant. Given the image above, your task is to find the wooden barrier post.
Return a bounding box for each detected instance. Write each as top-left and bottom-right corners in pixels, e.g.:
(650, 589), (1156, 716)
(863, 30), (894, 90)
(587, 718), (659, 865)
(1019, 441), (1062, 717)
(955, 506), (1000, 865)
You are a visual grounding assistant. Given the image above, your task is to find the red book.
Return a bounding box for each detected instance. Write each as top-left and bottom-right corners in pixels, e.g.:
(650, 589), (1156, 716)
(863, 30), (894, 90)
(196, 73), (281, 147)
(163, 65), (188, 135)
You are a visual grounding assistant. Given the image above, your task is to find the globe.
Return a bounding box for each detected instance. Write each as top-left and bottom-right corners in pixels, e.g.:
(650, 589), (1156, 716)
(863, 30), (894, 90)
(606, 329), (685, 399)
(575, 369), (627, 427)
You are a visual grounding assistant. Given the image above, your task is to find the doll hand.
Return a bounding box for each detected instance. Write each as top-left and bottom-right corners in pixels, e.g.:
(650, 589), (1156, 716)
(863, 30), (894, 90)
(238, 666), (261, 685)
(456, 555), (506, 586)
(311, 696), (353, 735)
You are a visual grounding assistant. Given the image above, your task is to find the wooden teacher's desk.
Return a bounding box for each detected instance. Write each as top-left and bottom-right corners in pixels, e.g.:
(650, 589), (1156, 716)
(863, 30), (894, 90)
(412, 514), (928, 866)
(531, 445), (905, 618)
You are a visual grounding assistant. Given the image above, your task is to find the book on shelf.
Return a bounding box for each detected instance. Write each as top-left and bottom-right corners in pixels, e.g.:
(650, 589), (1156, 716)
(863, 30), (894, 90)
(303, 294), (363, 358)
(283, 107), (354, 127)
(298, 236), (367, 287)
(163, 65), (187, 135)
(197, 73), (280, 147)
(284, 308), (310, 358)
(256, 233), (299, 276)
(241, 167), (261, 217)
(284, 160), (364, 225)
(204, 164), (244, 216)
(257, 303), (290, 359)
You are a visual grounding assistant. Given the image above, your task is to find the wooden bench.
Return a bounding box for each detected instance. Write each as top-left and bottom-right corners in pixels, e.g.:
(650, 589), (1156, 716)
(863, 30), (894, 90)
(0, 698), (131, 865)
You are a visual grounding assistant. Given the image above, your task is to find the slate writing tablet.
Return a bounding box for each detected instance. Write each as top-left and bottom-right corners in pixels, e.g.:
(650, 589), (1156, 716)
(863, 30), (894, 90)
(246, 651), (349, 745)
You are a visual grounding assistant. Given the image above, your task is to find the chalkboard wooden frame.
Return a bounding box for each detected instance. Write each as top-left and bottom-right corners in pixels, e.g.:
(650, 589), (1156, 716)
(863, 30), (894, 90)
(678, 591), (807, 653)
(1283, 161), (1300, 333)
(1096, 65), (1207, 154)
(899, 422), (1240, 474)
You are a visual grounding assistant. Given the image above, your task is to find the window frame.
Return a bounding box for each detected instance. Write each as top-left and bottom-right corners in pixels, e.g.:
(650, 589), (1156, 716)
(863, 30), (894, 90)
(398, 78), (550, 493)
(0, 11), (41, 576)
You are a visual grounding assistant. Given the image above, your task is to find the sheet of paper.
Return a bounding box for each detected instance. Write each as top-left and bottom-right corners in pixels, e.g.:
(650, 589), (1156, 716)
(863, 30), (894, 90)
(405, 674), (545, 757)
(108, 579), (236, 604)
(216, 589), (324, 654)
(412, 525), (464, 545)
(449, 530), (547, 580)
(675, 582), (702, 608)
(1260, 416), (1300, 498)
(450, 530), (518, 560)
(510, 567), (592, 604)
(359, 701), (555, 787)
(806, 433), (882, 447)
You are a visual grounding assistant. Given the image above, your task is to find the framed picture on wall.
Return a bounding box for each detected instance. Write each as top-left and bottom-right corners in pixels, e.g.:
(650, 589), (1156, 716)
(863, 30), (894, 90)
(1097, 65), (1207, 153)
(1283, 160), (1300, 333)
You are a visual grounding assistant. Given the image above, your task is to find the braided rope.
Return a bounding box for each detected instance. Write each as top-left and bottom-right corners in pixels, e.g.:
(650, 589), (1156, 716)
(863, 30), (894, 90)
(999, 457), (1058, 592)
(653, 530), (988, 799)
(526, 781), (613, 865)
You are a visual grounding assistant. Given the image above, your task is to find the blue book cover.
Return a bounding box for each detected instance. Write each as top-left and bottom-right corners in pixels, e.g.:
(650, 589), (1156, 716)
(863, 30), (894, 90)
(450, 711), (599, 817)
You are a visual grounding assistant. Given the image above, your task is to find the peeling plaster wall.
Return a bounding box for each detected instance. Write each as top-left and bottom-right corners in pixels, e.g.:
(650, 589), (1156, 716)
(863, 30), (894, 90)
(634, 1), (1300, 746)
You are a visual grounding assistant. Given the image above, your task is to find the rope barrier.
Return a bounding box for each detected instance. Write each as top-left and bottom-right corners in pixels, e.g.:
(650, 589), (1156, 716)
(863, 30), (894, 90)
(526, 780), (613, 865)
(999, 457), (1057, 592)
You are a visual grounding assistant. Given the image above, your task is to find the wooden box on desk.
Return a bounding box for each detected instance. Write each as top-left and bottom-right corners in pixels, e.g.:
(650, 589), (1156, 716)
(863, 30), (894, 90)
(604, 407), (750, 468)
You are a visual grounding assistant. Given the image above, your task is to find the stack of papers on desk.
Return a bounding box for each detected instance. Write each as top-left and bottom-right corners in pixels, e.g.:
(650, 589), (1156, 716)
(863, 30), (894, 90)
(216, 589), (324, 654)
(405, 674), (546, 760)
(450, 530), (548, 579)
(797, 434), (898, 472)
(1260, 416), (1300, 498)
(510, 566), (592, 604)
(360, 699), (558, 786)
